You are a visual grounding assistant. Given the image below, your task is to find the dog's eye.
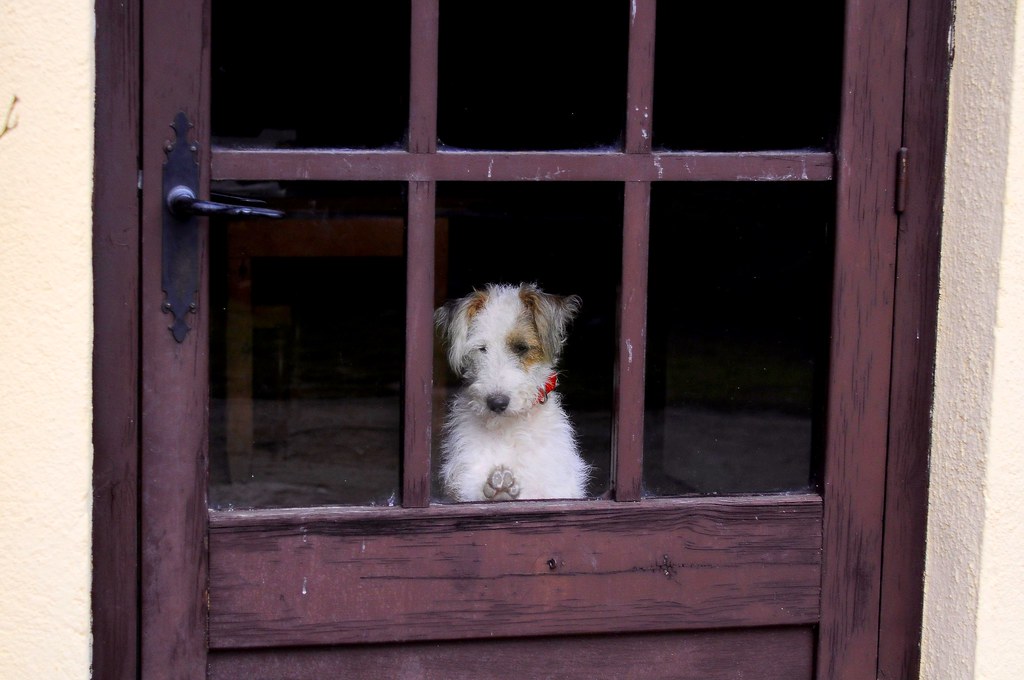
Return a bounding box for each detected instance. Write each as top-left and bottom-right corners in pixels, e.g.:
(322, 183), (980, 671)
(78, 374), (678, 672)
(477, 345), (487, 354)
(511, 342), (530, 356)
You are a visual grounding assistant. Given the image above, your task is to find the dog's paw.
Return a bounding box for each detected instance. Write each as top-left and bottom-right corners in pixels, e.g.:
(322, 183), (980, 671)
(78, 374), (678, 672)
(483, 465), (520, 501)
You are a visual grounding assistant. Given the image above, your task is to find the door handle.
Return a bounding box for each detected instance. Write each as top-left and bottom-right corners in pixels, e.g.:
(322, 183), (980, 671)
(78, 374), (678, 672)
(166, 185), (285, 219)
(161, 111), (286, 342)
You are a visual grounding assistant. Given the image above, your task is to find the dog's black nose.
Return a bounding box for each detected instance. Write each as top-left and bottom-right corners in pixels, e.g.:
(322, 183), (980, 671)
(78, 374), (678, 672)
(486, 394), (511, 413)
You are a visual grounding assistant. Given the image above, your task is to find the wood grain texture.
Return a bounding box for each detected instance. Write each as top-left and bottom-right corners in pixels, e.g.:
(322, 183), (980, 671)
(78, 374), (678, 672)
(101, 0), (949, 674)
(817, 0), (909, 676)
(403, 181), (436, 508)
(211, 149), (834, 183)
(408, 0), (439, 154)
(877, 0), (954, 677)
(626, 0), (657, 154)
(92, 0), (140, 677)
(208, 496), (821, 648)
(208, 627), (815, 680)
(139, 0), (210, 676)
(614, 182), (651, 501)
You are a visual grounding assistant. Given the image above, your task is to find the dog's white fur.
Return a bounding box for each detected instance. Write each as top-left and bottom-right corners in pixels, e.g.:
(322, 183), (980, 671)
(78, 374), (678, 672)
(435, 283), (589, 501)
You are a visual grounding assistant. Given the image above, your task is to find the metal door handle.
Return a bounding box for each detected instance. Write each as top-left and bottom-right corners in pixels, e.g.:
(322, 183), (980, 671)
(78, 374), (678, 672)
(166, 185), (285, 219)
(161, 111), (289, 342)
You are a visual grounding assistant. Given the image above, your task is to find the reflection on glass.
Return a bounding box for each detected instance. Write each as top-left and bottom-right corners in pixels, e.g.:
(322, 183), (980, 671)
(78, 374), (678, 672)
(653, 2), (843, 151)
(211, 3), (410, 149)
(208, 182), (406, 509)
(432, 183), (622, 499)
(438, 1), (627, 150)
(644, 183), (832, 495)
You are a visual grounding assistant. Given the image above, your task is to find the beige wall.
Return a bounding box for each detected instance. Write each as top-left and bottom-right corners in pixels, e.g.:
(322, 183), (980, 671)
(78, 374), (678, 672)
(0, 0), (95, 678)
(922, 0), (1024, 677)
(0, 0), (1021, 677)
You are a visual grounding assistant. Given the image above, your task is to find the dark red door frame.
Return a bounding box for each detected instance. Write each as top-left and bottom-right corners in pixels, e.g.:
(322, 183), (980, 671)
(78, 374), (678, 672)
(91, 1), (953, 678)
(92, 0), (140, 677)
(877, 0), (955, 676)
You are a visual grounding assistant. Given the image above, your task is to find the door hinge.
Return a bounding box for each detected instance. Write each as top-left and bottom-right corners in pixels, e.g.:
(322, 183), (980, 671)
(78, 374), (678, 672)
(895, 147), (909, 214)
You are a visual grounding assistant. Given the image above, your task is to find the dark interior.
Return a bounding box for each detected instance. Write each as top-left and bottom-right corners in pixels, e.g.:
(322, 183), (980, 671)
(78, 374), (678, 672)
(212, 1), (842, 152)
(207, 1), (838, 508)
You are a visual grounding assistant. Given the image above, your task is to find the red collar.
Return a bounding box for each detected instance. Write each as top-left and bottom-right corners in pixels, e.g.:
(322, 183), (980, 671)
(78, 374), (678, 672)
(537, 373), (558, 404)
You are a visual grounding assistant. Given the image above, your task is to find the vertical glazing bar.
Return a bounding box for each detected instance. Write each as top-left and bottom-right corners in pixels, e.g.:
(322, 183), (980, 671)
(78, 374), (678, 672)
(614, 181), (651, 501)
(409, 0), (440, 153)
(615, 0), (657, 501)
(404, 0), (439, 507)
(403, 180), (436, 507)
(626, 0), (657, 154)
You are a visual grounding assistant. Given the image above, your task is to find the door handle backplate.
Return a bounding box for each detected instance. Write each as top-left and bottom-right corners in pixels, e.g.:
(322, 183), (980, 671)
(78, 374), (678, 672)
(161, 112), (285, 342)
(161, 111), (201, 343)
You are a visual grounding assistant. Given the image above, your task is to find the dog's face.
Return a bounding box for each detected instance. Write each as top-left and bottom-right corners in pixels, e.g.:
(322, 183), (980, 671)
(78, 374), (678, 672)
(435, 283), (580, 417)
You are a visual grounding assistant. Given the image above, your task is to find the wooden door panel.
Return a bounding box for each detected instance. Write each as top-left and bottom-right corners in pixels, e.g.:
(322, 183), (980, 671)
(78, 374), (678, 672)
(132, 0), (915, 677)
(96, 0), (951, 676)
(209, 496), (820, 648)
(208, 627), (815, 680)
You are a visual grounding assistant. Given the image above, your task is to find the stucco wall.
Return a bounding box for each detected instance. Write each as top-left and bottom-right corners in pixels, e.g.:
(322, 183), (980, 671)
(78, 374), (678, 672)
(0, 1), (94, 678)
(922, 0), (1024, 677)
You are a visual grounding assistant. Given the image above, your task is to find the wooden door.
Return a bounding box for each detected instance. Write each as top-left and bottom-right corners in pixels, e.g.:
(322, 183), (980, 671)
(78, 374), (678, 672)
(136, 1), (910, 677)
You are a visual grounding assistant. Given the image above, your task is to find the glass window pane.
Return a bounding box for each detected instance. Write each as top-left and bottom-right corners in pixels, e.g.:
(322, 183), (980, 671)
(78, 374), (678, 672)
(644, 183), (832, 496)
(208, 182), (406, 509)
(432, 183), (622, 501)
(211, 2), (410, 149)
(653, 2), (843, 151)
(438, 2), (628, 150)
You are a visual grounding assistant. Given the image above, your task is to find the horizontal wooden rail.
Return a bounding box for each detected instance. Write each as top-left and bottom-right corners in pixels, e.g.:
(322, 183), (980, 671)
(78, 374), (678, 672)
(211, 148), (834, 183)
(209, 627), (815, 680)
(208, 494), (822, 648)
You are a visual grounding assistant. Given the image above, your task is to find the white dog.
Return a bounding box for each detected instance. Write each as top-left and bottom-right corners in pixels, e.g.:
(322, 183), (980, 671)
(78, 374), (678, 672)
(435, 283), (589, 501)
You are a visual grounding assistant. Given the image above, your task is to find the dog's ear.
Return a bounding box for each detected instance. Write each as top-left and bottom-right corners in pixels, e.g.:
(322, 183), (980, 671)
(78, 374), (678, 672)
(520, 285), (581, 362)
(435, 290), (488, 375)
